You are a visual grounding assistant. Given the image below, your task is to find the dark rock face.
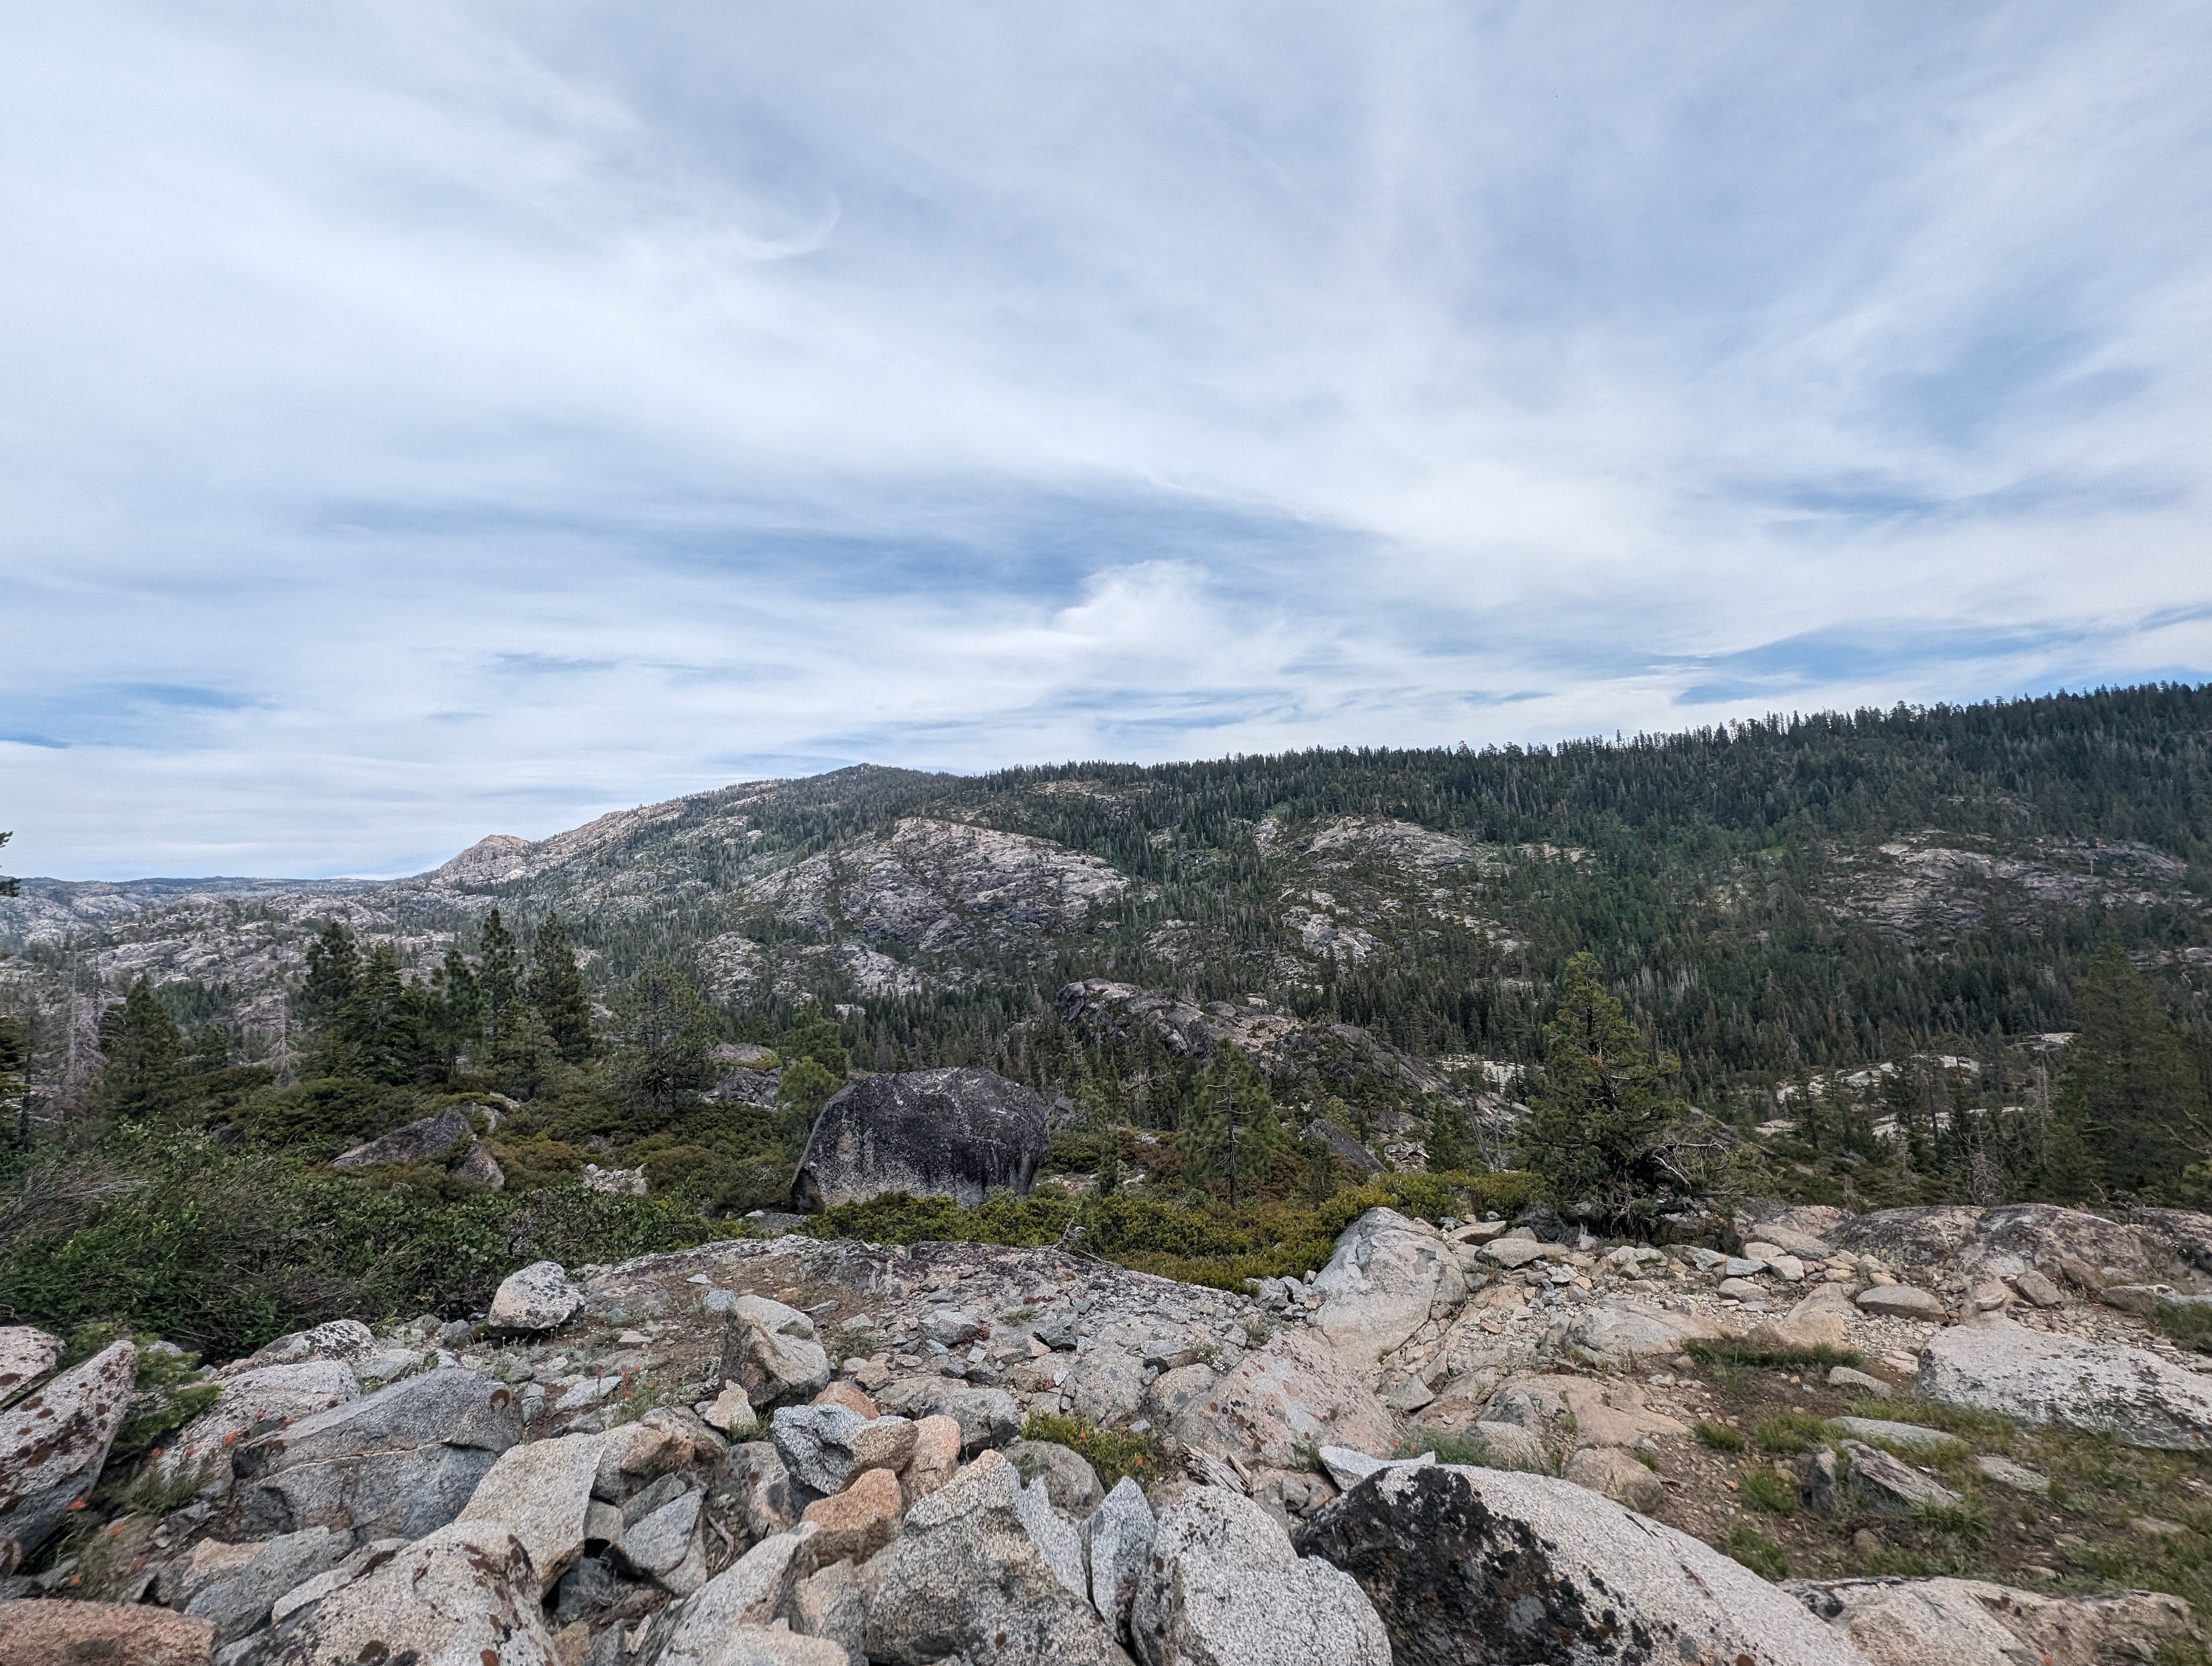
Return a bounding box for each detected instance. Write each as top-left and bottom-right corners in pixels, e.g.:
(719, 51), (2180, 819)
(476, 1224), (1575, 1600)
(1305, 1118), (1383, 1176)
(1291, 1464), (1864, 1666)
(330, 1106), (473, 1171)
(791, 1068), (1049, 1213)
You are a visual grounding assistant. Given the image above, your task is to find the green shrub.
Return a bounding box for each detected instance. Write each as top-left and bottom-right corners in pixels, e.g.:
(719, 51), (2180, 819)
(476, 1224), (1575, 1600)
(1753, 1411), (1832, 1454)
(1696, 1422), (1747, 1452)
(1396, 1427), (1509, 1468)
(2152, 1299), (2212, 1356)
(1688, 1337), (1862, 1372)
(1913, 1502), (1988, 1539)
(1019, 1412), (1161, 1491)
(1727, 1525), (1789, 1579)
(1739, 1466), (1797, 1513)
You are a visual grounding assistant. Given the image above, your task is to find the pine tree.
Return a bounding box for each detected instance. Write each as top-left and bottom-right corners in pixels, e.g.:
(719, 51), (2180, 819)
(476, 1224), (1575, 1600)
(612, 965), (717, 1110)
(95, 977), (189, 1121)
(297, 920), (359, 1036)
(326, 941), (433, 1085)
(1426, 1094), (1473, 1173)
(430, 946), (481, 1066)
(0, 830), (17, 899)
(1182, 1047), (1277, 1207)
(2049, 941), (2210, 1199)
(527, 914), (595, 1064)
(1516, 953), (1693, 1225)
(477, 908), (521, 1016)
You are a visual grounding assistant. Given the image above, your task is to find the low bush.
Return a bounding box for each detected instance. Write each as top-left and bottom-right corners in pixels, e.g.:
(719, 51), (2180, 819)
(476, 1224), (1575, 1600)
(1739, 1466), (1797, 1514)
(1727, 1525), (1789, 1579)
(1019, 1412), (1161, 1491)
(1753, 1410), (1832, 1454)
(2152, 1299), (2212, 1356)
(1695, 1421), (1747, 1452)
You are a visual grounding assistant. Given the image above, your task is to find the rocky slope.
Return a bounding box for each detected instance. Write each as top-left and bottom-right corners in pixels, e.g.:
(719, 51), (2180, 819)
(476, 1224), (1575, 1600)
(4, 1198), (2208, 1664)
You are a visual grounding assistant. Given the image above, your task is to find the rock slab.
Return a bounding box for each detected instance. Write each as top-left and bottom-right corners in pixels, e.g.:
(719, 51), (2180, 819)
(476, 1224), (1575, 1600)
(0, 1338), (136, 1561)
(1917, 1318), (2212, 1449)
(791, 1066), (1050, 1211)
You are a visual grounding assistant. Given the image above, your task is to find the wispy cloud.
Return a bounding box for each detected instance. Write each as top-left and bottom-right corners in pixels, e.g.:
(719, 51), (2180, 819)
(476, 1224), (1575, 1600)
(3, 1), (2209, 877)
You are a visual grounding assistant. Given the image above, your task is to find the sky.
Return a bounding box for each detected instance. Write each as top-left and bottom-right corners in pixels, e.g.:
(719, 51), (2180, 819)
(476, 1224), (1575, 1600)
(4, 3), (2210, 880)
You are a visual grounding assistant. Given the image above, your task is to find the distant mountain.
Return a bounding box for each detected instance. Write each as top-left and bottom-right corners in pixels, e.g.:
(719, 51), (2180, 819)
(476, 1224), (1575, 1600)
(6, 686), (2210, 1116)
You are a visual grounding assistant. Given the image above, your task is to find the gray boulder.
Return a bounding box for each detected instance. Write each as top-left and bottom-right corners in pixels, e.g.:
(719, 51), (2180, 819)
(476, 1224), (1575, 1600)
(1304, 1118), (1384, 1176)
(329, 1105), (474, 1170)
(1084, 1476), (1156, 1638)
(228, 1318), (376, 1372)
(233, 1365), (522, 1540)
(872, 1376), (1023, 1453)
(455, 1430), (606, 1594)
(0, 1338), (136, 1562)
(792, 1560), (867, 1659)
(1917, 1317), (2212, 1449)
(726, 1296), (833, 1407)
(158, 1359), (361, 1496)
(1833, 1442), (1963, 1515)
(1131, 1485), (1390, 1666)
(1170, 1331), (1392, 1470)
(180, 1527), (346, 1643)
(613, 1486), (707, 1594)
(790, 1066), (1049, 1212)
(248, 1521), (553, 1665)
(1293, 1464), (1868, 1666)
(655, 1526), (823, 1666)
(1007, 1438), (1104, 1514)
(489, 1260), (584, 1332)
(862, 1449), (1131, 1664)
(770, 1404), (917, 1495)
(1311, 1207), (1468, 1372)
(1856, 1286), (1948, 1321)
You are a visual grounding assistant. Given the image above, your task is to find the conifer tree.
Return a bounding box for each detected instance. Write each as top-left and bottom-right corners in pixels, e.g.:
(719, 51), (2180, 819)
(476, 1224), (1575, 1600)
(95, 977), (188, 1121)
(296, 920), (359, 1036)
(326, 941), (433, 1084)
(527, 914), (595, 1063)
(1182, 1047), (1277, 1206)
(1516, 953), (1693, 1225)
(430, 946), (481, 1065)
(612, 965), (716, 1110)
(1426, 1094), (1473, 1172)
(477, 908), (521, 1016)
(2049, 941), (2210, 1199)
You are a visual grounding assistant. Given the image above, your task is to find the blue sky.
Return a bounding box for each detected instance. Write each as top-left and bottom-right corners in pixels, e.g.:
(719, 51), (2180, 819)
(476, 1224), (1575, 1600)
(4, 2), (2209, 879)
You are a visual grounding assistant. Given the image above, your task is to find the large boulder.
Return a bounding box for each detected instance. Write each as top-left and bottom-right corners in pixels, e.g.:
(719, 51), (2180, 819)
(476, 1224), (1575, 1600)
(770, 1403), (917, 1494)
(177, 1527), (348, 1643)
(1293, 1464), (1869, 1666)
(232, 1366), (522, 1540)
(1916, 1317), (2212, 1449)
(862, 1449), (1131, 1665)
(1130, 1485), (1390, 1666)
(1833, 1205), (2169, 1284)
(873, 1376), (1023, 1454)
(1171, 1331), (1392, 1470)
(488, 1260), (584, 1332)
(1790, 1576), (2198, 1666)
(725, 1295), (834, 1408)
(0, 1338), (136, 1562)
(329, 1105), (474, 1171)
(655, 1526), (823, 1666)
(1311, 1207), (1468, 1371)
(246, 1521), (554, 1665)
(1084, 1476), (1156, 1638)
(790, 1067), (1049, 1212)
(455, 1430), (607, 1594)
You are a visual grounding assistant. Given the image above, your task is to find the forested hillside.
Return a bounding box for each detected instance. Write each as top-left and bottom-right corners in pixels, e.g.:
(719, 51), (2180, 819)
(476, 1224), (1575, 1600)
(4, 684), (2211, 1354)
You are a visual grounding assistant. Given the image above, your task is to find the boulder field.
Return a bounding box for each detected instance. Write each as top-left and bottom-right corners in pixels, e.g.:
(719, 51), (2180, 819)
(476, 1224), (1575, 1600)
(1, 1197), (2206, 1664)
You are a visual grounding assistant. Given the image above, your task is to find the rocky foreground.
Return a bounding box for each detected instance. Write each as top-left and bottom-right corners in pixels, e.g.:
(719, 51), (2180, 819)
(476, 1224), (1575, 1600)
(3, 1199), (2209, 1665)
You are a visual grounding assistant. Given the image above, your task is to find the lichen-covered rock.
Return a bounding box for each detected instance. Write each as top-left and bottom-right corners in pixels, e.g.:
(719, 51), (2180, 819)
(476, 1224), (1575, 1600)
(800, 1463), (903, 1560)
(1294, 1464), (1868, 1666)
(1007, 1438), (1104, 1514)
(0, 1338), (136, 1562)
(489, 1260), (584, 1332)
(158, 1359), (361, 1496)
(0, 1599), (214, 1665)
(1311, 1207), (1467, 1372)
(657, 1526), (823, 1666)
(180, 1527), (348, 1643)
(1170, 1331), (1391, 1470)
(791, 1067), (1050, 1212)
(863, 1450), (1131, 1665)
(1790, 1575), (2198, 1666)
(1131, 1485), (1390, 1666)
(773, 1404), (918, 1495)
(0, 1326), (61, 1404)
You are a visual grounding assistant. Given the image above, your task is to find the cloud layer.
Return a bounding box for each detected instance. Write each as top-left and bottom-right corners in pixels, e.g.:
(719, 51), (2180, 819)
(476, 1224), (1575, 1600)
(4, 2), (2209, 877)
